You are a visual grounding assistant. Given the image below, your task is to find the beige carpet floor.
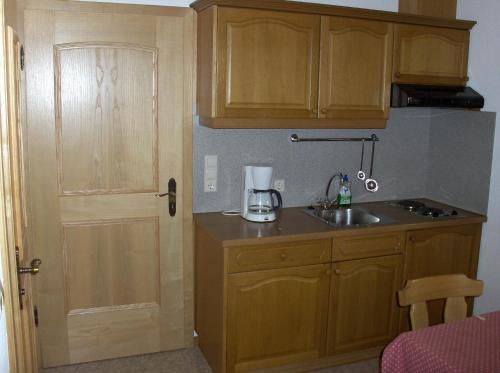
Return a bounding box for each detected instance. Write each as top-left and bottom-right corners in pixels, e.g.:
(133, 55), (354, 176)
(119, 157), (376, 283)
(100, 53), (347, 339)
(41, 348), (380, 373)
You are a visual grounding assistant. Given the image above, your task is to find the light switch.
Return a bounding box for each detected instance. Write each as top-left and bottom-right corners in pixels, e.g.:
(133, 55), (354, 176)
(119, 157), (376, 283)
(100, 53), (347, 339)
(204, 155), (218, 192)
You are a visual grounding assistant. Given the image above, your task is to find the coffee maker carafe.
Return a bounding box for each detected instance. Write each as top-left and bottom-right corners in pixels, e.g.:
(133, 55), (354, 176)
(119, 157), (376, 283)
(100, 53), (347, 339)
(241, 166), (282, 222)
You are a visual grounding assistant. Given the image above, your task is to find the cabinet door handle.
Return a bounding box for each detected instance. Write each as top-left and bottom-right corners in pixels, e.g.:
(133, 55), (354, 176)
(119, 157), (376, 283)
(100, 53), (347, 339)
(334, 269), (341, 275)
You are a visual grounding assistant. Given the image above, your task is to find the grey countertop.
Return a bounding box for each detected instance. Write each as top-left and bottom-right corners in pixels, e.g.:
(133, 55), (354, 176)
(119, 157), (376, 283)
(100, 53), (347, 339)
(194, 198), (487, 245)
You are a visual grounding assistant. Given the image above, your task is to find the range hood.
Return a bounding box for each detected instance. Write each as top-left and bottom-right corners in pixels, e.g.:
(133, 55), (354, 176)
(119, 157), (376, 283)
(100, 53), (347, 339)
(391, 84), (484, 109)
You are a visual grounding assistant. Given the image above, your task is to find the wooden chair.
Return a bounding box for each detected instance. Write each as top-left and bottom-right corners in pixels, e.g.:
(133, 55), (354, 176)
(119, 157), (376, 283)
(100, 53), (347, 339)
(398, 274), (484, 331)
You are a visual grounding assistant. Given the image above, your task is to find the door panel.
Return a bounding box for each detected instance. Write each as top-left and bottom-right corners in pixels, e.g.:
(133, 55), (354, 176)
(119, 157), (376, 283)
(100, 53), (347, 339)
(24, 6), (193, 367)
(66, 304), (161, 364)
(55, 43), (158, 195)
(63, 218), (159, 311)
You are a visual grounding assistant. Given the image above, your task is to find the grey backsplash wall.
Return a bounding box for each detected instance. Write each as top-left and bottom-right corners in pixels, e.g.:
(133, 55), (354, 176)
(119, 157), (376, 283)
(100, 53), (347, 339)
(193, 108), (496, 214)
(426, 110), (496, 214)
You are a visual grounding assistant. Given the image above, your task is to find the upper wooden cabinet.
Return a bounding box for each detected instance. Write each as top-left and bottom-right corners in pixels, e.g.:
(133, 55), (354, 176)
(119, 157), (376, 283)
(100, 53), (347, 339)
(319, 17), (393, 121)
(192, 0), (475, 128)
(197, 6), (324, 128)
(216, 8), (320, 120)
(393, 24), (470, 86)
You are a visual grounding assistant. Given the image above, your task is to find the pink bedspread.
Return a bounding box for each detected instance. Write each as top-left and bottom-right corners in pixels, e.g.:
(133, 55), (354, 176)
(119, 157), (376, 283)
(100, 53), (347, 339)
(382, 311), (500, 373)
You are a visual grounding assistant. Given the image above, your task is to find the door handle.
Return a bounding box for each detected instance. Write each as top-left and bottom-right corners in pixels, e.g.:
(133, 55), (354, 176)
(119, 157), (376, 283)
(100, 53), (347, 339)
(18, 258), (42, 275)
(157, 192), (175, 198)
(16, 247), (42, 309)
(157, 178), (176, 217)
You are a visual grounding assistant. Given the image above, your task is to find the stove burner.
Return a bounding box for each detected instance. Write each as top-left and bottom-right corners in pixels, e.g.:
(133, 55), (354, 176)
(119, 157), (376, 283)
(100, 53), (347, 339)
(417, 207), (444, 218)
(397, 200), (426, 212)
(392, 200), (462, 219)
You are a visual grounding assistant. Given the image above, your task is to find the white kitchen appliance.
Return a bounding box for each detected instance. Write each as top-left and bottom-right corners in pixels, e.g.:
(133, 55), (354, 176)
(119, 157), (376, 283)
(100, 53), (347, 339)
(241, 165), (282, 222)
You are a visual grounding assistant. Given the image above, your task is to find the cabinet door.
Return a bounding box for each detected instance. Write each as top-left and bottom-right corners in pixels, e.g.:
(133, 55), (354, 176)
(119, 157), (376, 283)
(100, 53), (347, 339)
(401, 224), (482, 330)
(327, 255), (403, 355)
(227, 264), (330, 373)
(216, 8), (320, 119)
(319, 16), (393, 121)
(393, 24), (470, 86)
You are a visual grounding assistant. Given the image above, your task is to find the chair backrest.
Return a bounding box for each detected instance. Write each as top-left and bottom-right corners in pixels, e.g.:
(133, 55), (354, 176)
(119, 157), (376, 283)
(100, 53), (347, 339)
(398, 274), (484, 331)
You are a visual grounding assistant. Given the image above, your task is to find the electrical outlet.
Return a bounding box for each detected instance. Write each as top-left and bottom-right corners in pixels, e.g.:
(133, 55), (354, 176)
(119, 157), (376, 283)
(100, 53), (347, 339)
(274, 179), (285, 192)
(204, 155), (217, 192)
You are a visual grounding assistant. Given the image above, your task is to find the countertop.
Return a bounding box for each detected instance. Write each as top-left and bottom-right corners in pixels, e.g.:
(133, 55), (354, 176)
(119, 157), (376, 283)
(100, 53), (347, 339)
(193, 199), (487, 246)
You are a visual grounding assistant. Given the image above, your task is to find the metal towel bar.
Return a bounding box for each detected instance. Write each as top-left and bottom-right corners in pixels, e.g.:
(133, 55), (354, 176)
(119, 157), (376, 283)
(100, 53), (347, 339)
(290, 133), (379, 143)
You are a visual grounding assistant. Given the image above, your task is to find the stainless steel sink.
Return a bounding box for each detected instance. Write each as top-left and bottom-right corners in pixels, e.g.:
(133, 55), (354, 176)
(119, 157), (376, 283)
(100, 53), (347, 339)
(304, 207), (381, 227)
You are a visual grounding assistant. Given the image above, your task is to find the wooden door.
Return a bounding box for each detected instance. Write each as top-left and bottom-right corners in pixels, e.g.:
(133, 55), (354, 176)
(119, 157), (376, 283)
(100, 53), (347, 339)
(23, 2), (194, 367)
(216, 8), (320, 119)
(401, 224), (481, 330)
(0, 24), (39, 373)
(319, 16), (393, 122)
(227, 264), (330, 373)
(327, 255), (403, 355)
(393, 24), (470, 86)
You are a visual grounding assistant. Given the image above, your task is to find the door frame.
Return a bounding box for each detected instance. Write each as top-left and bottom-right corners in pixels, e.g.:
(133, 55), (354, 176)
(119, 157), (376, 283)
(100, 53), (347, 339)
(0, 0), (39, 371)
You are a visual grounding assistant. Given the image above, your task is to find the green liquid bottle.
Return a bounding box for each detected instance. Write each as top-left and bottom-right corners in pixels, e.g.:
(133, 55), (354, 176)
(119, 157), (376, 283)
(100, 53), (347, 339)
(337, 175), (352, 208)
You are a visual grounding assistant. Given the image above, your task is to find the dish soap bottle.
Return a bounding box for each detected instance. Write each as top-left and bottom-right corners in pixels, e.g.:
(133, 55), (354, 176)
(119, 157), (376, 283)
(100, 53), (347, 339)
(337, 175), (352, 208)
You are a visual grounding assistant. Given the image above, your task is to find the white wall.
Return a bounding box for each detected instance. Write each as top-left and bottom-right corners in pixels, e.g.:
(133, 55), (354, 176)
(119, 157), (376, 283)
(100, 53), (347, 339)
(457, 0), (500, 314)
(78, 0), (398, 11)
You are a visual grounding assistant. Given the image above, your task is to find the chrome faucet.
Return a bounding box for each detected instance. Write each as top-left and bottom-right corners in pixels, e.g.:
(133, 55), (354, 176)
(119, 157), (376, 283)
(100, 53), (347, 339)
(323, 172), (344, 208)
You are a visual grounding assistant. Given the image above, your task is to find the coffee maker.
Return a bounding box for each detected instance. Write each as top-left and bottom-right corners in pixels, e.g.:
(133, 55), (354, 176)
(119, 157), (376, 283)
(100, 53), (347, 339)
(241, 165), (282, 222)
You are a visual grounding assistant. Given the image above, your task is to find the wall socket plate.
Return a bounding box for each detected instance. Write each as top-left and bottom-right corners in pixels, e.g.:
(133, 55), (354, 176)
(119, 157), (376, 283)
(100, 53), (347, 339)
(274, 179), (285, 192)
(204, 155), (218, 192)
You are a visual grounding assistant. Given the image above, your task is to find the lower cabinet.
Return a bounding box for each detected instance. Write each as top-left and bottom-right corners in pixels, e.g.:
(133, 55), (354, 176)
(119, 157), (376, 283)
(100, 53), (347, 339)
(195, 223), (482, 373)
(226, 264), (331, 373)
(327, 255), (403, 355)
(400, 224), (482, 330)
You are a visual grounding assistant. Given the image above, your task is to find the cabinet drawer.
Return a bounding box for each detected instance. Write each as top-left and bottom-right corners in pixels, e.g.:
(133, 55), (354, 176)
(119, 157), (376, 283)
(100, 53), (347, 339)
(227, 239), (331, 273)
(332, 232), (404, 261)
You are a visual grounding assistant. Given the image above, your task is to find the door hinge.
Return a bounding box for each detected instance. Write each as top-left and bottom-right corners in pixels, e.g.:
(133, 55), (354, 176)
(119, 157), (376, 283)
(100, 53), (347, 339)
(33, 306), (39, 327)
(20, 46), (25, 71)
